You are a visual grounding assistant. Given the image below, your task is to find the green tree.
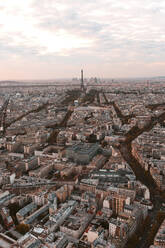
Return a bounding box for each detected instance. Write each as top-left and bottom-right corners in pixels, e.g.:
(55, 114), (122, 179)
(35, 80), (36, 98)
(16, 224), (30, 235)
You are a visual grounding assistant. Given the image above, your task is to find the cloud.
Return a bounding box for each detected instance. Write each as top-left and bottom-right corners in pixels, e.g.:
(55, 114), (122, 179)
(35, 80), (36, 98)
(0, 0), (165, 78)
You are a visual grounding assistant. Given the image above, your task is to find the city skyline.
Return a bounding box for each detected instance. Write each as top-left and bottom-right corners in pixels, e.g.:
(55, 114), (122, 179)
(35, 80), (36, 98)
(1, 0), (165, 80)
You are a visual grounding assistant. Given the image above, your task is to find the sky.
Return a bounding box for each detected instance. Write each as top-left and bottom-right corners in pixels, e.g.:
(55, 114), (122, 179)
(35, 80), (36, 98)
(0, 0), (165, 80)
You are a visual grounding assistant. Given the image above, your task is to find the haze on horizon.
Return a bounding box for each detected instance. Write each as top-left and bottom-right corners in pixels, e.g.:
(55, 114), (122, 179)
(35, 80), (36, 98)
(0, 0), (165, 80)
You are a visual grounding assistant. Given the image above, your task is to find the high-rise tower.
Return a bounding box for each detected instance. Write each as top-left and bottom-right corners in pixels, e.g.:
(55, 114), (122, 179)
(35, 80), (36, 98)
(81, 69), (85, 92)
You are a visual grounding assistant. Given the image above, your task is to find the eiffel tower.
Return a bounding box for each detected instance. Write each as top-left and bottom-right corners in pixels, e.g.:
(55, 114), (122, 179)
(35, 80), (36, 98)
(80, 69), (85, 92)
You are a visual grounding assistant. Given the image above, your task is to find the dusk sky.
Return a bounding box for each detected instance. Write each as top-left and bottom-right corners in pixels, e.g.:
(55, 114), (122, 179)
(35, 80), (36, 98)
(0, 0), (165, 80)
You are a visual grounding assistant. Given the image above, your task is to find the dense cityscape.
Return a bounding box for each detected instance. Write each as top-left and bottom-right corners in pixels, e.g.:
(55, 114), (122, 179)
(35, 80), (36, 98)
(0, 74), (165, 248)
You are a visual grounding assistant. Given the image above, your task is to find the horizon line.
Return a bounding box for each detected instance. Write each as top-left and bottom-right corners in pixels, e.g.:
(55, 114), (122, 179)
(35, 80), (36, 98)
(0, 75), (165, 82)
